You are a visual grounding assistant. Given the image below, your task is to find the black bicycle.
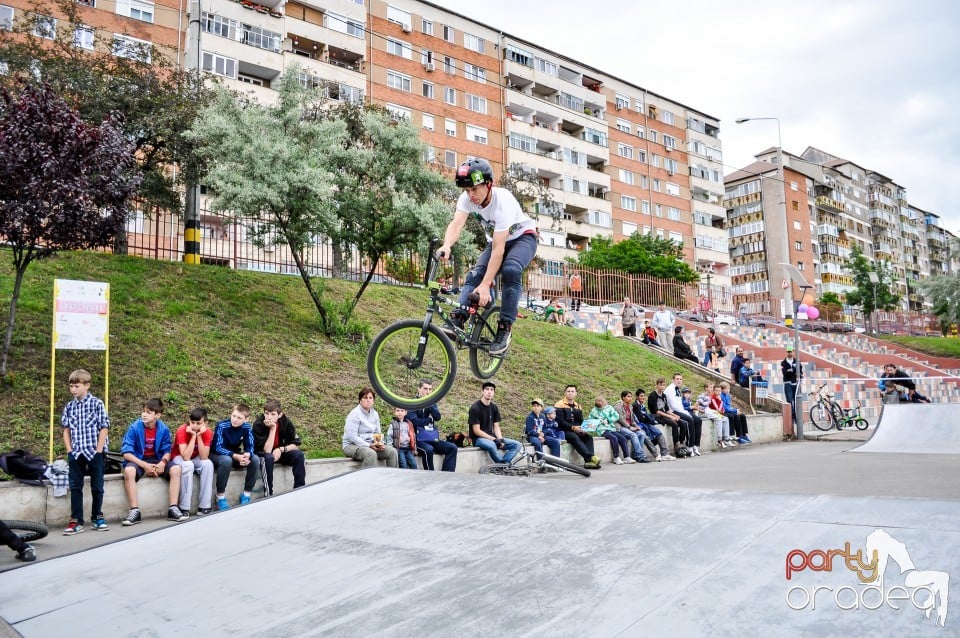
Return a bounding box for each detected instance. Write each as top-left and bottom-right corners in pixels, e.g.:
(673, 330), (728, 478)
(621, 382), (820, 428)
(808, 383), (868, 431)
(366, 240), (505, 410)
(478, 446), (591, 478)
(2, 519), (48, 543)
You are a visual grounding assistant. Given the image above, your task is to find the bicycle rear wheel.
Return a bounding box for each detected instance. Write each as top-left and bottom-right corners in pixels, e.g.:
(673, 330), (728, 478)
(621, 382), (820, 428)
(541, 454), (591, 477)
(809, 403), (833, 431)
(854, 418), (869, 431)
(479, 463), (526, 476)
(367, 319), (456, 410)
(4, 520), (48, 542)
(469, 305), (505, 379)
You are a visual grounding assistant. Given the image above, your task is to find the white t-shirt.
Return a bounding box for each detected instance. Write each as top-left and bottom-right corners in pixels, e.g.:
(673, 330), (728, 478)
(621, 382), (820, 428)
(652, 309), (675, 332)
(664, 383), (689, 416)
(456, 187), (536, 243)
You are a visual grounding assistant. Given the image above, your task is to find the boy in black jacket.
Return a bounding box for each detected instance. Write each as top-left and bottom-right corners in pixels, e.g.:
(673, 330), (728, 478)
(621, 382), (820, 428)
(253, 399), (306, 496)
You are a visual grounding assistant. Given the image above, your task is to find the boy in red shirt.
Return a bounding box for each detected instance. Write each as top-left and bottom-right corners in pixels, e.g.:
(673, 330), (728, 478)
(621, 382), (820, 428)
(171, 407), (215, 515)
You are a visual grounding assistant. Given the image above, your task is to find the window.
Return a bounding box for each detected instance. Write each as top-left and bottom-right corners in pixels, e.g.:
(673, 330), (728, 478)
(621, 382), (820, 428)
(792, 200), (800, 211)
(423, 146), (436, 163)
(661, 110), (674, 125)
(386, 71), (411, 92)
(114, 35), (152, 62)
(615, 94), (629, 110)
(653, 179), (661, 193)
(649, 130), (658, 144)
(619, 169), (634, 185)
(464, 33), (484, 53)
(655, 204), (663, 218)
(74, 26), (94, 49)
(797, 262), (805, 271)
(637, 150), (646, 163)
(616, 119), (631, 134)
(505, 45), (532, 66)
(509, 133), (536, 153)
(622, 221), (637, 236)
(116, 0), (154, 23)
(237, 74), (264, 86)
(324, 12), (363, 37)
(669, 231), (682, 244)
(664, 158), (679, 173)
(386, 5), (411, 29)
(33, 14), (56, 39)
(444, 87), (456, 105)
(790, 181), (799, 191)
(421, 81), (434, 99)
(463, 63), (486, 83)
(443, 56), (455, 75)
(0, 5), (13, 30)
(201, 50), (234, 77)
(793, 221), (802, 230)
(667, 207), (681, 221)
(126, 210), (145, 234)
(465, 124), (488, 144)
(422, 113), (435, 131)
(385, 103), (410, 122)
(421, 19), (433, 35)
(442, 24), (454, 42)
(663, 135), (676, 150)
(795, 241), (803, 251)
(535, 57), (557, 75)
(445, 118), (456, 136)
(386, 38), (411, 59)
(651, 154), (660, 169)
(665, 182), (680, 196)
(421, 49), (433, 65)
(589, 210), (612, 227)
(617, 143), (633, 159)
(465, 94), (486, 114)
(202, 12), (236, 39)
(640, 175), (648, 188)
(242, 24), (281, 52)
(621, 195), (637, 212)
(444, 150), (457, 168)
(642, 200), (650, 214)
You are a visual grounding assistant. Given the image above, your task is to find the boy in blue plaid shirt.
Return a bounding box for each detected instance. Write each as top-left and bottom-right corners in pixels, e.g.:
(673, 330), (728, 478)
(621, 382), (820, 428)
(61, 369), (110, 535)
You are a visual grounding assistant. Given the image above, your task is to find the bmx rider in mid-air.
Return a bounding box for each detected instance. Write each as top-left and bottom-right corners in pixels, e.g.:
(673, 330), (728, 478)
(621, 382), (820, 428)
(438, 158), (538, 355)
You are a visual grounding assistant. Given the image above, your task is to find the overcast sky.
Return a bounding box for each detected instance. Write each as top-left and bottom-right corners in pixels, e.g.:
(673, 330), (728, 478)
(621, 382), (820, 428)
(446, 0), (960, 231)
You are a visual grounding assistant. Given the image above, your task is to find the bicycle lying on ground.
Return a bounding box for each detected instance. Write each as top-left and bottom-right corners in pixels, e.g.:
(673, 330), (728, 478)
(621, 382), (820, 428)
(2, 519), (49, 543)
(367, 240), (505, 410)
(808, 383), (868, 431)
(478, 446), (591, 478)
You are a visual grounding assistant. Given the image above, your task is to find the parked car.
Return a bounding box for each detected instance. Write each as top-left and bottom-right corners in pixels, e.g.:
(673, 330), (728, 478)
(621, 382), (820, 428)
(713, 313), (737, 326)
(741, 314), (778, 327)
(599, 302), (647, 316)
(676, 310), (705, 322)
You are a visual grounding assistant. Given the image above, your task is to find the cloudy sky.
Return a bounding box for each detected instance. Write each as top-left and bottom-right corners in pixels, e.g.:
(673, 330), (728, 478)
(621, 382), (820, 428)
(446, 0), (960, 230)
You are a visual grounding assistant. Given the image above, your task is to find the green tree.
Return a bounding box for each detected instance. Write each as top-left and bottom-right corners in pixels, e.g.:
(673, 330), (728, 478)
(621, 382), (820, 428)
(920, 274), (960, 327)
(0, 82), (140, 378)
(577, 233), (699, 282)
(0, 0), (212, 250)
(844, 245), (900, 315)
(818, 292), (843, 322)
(319, 101), (453, 317)
(187, 73), (347, 336)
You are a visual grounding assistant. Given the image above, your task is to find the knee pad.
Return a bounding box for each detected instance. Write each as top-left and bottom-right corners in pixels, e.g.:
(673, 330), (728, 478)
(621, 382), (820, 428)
(500, 259), (523, 284)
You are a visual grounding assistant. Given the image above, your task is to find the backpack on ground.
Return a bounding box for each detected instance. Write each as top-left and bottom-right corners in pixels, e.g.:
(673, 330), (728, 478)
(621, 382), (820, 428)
(446, 432), (471, 448)
(0, 449), (48, 482)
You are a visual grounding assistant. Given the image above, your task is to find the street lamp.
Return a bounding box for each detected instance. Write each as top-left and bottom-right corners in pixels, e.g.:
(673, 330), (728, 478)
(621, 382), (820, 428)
(736, 117), (793, 323)
(780, 262), (812, 441)
(698, 265), (714, 320)
(868, 271), (880, 335)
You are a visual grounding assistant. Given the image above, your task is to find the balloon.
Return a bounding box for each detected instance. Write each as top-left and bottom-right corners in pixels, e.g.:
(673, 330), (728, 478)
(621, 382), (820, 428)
(797, 304), (809, 313)
(806, 307), (820, 320)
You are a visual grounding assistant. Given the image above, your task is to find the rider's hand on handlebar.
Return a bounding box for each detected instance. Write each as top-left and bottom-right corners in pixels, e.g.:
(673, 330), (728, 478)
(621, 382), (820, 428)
(475, 282), (493, 307)
(437, 245), (452, 262)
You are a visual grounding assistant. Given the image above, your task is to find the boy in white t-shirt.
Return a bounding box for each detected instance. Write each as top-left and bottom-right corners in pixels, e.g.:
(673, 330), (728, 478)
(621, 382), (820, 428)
(438, 158), (538, 355)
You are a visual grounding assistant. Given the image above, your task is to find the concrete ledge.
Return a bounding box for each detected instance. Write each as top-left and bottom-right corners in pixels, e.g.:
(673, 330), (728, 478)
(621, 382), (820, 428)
(0, 417), (781, 526)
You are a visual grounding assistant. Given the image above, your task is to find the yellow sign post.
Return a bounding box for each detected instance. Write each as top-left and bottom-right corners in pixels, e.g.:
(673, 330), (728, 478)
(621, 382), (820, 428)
(48, 279), (110, 461)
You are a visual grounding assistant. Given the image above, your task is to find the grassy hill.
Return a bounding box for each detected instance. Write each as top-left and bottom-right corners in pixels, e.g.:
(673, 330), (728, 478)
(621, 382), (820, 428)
(881, 335), (960, 359)
(1, 250), (723, 458)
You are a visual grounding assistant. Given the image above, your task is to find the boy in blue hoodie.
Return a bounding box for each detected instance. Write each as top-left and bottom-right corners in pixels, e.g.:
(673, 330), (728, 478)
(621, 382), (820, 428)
(524, 399), (562, 459)
(121, 398), (186, 525)
(212, 403), (260, 510)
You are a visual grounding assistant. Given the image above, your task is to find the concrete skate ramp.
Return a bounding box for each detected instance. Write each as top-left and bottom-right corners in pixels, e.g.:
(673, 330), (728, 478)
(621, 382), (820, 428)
(850, 403), (960, 454)
(1, 470), (958, 637)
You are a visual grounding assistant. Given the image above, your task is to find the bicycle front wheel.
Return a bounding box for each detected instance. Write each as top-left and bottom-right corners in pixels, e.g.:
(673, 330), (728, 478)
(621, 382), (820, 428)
(541, 454), (591, 477)
(469, 305), (505, 379)
(809, 403), (834, 431)
(367, 319), (456, 410)
(4, 520), (48, 542)
(854, 418), (869, 431)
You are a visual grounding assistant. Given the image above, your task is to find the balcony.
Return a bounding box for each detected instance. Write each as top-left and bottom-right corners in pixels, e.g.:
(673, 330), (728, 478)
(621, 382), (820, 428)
(815, 195), (844, 213)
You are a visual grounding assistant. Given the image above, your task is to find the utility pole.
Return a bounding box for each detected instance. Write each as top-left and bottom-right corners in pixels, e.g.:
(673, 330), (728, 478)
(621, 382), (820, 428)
(182, 0), (202, 264)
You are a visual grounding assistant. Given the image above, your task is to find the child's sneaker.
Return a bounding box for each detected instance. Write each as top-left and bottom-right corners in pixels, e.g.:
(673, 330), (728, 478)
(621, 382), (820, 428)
(92, 517), (109, 532)
(613, 457), (624, 465)
(717, 439), (726, 448)
(122, 508), (142, 526)
(63, 520), (84, 535)
(216, 497), (230, 511)
(239, 493), (251, 506)
(16, 545), (36, 562)
(197, 507), (213, 516)
(167, 505), (187, 522)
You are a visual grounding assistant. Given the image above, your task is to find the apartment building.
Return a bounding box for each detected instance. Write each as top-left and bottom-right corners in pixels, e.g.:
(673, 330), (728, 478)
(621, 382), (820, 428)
(727, 144), (949, 317)
(5, 0), (726, 290)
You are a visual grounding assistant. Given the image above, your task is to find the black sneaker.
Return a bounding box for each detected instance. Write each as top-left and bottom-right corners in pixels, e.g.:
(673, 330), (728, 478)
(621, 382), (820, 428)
(17, 545), (36, 562)
(167, 505), (187, 522)
(489, 322), (512, 355)
(122, 508), (142, 526)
